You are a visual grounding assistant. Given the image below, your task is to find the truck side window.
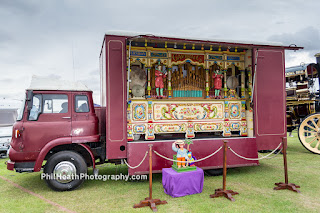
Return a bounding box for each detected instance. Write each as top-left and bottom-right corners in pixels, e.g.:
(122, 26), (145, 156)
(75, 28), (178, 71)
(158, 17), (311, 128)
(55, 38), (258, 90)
(28, 94), (42, 121)
(42, 94), (68, 114)
(75, 95), (89, 113)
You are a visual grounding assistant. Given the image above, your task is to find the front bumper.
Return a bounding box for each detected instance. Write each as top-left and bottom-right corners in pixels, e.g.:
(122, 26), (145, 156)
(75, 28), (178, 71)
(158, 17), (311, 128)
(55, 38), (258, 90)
(7, 160), (15, 170)
(7, 160), (35, 172)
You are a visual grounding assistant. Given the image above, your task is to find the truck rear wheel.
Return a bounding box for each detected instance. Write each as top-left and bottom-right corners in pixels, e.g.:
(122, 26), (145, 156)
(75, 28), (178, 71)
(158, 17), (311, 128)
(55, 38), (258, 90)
(44, 151), (87, 191)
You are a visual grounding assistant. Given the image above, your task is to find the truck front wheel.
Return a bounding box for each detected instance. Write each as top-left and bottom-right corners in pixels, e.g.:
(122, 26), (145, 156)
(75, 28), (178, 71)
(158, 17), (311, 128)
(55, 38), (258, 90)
(44, 151), (87, 191)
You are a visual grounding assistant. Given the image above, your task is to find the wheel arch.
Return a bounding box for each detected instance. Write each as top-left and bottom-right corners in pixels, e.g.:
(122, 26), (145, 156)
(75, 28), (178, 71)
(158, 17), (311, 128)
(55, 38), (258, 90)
(33, 137), (95, 172)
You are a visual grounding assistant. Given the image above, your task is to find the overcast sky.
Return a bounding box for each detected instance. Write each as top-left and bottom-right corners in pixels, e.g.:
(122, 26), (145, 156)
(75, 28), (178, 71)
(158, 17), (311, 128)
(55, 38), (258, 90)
(0, 0), (319, 105)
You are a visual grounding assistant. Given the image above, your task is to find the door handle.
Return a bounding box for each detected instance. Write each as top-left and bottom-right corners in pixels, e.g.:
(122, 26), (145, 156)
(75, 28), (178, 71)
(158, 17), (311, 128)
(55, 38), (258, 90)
(62, 117), (71, 119)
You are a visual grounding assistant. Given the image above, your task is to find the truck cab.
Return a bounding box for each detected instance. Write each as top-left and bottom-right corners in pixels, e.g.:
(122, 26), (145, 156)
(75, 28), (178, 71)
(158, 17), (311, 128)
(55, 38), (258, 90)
(7, 76), (100, 191)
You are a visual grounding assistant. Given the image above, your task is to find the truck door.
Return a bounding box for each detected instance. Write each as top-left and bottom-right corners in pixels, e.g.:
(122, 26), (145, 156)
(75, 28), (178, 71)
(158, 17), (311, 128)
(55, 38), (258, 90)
(22, 92), (72, 154)
(104, 37), (127, 159)
(71, 92), (99, 140)
(253, 48), (286, 150)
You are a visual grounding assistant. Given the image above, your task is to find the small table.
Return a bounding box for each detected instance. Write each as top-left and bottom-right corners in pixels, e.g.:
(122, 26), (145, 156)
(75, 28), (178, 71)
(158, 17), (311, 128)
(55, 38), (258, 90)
(162, 167), (204, 198)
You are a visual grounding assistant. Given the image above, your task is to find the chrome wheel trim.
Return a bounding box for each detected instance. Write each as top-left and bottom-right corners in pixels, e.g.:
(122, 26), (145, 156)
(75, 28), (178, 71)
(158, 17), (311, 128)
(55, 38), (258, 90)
(53, 161), (77, 183)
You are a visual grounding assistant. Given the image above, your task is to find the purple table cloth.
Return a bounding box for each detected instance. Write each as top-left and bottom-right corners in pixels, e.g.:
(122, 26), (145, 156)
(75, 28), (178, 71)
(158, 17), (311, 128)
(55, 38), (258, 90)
(162, 167), (204, 198)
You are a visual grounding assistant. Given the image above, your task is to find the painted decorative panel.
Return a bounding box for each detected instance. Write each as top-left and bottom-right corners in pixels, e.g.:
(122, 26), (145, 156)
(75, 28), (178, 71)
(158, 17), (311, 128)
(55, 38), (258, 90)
(128, 100), (247, 140)
(132, 103), (147, 121)
(227, 56), (240, 61)
(130, 51), (147, 57)
(153, 102), (224, 121)
(194, 123), (223, 131)
(228, 102), (241, 120)
(208, 55), (223, 60)
(133, 124), (146, 133)
(230, 122), (240, 130)
(171, 53), (205, 66)
(154, 123), (187, 133)
(150, 52), (167, 58)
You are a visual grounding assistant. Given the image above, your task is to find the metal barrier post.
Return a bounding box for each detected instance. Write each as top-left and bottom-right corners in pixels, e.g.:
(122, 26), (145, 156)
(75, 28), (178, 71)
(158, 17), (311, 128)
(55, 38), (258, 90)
(210, 140), (239, 201)
(274, 137), (300, 193)
(133, 144), (167, 211)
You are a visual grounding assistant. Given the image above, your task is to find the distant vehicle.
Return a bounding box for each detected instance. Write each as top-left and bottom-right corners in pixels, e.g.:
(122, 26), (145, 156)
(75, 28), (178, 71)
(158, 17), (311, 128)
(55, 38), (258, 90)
(0, 109), (18, 157)
(286, 53), (320, 154)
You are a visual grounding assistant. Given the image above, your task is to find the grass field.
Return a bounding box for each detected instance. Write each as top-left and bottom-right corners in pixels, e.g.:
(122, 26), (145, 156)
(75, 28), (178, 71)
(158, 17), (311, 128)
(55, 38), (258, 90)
(1, 133), (319, 213)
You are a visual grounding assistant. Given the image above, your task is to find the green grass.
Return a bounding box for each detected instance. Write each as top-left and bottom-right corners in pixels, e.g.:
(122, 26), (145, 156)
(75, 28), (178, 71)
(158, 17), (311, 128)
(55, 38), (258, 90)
(0, 132), (319, 213)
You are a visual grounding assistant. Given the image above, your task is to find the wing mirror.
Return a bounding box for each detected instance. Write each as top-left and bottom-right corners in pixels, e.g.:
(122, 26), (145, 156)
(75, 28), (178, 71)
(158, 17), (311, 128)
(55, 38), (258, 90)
(26, 90), (33, 111)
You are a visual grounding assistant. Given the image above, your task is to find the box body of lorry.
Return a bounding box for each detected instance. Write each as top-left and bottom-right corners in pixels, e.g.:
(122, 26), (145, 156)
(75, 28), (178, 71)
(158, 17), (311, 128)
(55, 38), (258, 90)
(99, 32), (297, 175)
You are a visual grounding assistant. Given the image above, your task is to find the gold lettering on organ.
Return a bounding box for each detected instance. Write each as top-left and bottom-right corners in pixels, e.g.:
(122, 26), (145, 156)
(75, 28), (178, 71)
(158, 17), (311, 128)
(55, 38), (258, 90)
(172, 54), (204, 63)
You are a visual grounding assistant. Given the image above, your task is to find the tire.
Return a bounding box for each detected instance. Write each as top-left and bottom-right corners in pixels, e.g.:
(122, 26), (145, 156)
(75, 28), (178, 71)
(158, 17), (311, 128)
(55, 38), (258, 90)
(298, 113), (320, 155)
(43, 151), (87, 191)
(204, 168), (223, 176)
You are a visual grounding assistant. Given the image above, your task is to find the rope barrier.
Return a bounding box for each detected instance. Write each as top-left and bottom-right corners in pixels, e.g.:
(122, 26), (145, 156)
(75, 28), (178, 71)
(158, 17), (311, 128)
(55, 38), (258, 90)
(153, 146), (223, 163)
(228, 142), (282, 161)
(123, 142), (281, 169)
(258, 148), (283, 159)
(123, 151), (148, 169)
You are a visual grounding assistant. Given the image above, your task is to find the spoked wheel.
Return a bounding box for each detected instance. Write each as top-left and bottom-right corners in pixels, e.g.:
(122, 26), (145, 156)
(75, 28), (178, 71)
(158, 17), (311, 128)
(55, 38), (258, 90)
(298, 113), (320, 155)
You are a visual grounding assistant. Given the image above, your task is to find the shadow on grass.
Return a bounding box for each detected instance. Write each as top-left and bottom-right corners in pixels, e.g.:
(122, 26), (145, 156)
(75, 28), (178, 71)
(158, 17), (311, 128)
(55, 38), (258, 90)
(0, 152), (290, 195)
(4, 162), (280, 193)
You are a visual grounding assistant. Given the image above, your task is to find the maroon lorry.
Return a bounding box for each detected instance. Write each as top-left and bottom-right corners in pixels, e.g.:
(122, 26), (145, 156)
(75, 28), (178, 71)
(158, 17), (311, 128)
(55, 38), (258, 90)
(7, 32), (301, 191)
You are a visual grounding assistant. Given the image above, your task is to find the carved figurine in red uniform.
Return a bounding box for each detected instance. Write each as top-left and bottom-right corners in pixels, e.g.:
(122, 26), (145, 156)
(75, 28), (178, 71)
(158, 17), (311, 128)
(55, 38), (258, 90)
(155, 64), (167, 98)
(212, 70), (223, 98)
